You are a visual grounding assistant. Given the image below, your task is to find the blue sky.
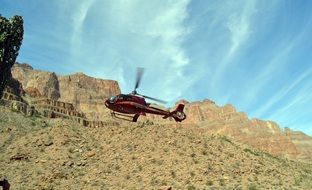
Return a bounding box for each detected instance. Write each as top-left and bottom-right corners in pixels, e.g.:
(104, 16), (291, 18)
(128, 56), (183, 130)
(1, 0), (312, 135)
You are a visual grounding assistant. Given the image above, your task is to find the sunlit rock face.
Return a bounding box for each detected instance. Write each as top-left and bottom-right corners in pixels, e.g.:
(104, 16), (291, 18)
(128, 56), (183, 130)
(284, 128), (312, 161)
(146, 99), (308, 161)
(182, 101), (308, 160)
(12, 64), (60, 100)
(11, 63), (120, 120)
(57, 72), (120, 120)
(10, 63), (311, 162)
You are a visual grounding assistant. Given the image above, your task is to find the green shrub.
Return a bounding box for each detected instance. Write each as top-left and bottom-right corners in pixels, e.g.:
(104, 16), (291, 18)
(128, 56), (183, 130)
(187, 185), (196, 190)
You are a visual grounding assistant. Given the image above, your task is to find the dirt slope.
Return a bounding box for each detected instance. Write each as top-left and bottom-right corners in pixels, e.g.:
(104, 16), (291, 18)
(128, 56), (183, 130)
(1, 106), (311, 189)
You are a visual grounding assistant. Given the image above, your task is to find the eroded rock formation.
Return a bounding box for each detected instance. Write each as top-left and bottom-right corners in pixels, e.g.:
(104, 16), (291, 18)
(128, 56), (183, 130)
(12, 64), (60, 99)
(5, 63), (312, 162)
(57, 72), (120, 120)
(144, 99), (307, 160)
(11, 63), (120, 119)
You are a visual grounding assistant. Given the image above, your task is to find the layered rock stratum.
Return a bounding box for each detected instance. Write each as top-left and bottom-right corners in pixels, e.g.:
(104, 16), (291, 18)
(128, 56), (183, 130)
(171, 100), (304, 160)
(5, 63), (312, 163)
(1, 63), (312, 189)
(11, 63), (120, 120)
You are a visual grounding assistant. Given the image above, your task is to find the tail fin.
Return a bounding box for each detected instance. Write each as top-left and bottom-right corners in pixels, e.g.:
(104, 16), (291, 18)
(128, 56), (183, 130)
(170, 104), (186, 122)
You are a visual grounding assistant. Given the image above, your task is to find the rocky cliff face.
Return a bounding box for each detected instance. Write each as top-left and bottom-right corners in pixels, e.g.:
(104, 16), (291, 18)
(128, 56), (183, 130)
(11, 63), (120, 119)
(145, 99), (308, 161)
(12, 64), (60, 99)
(9, 63), (312, 162)
(285, 128), (312, 161)
(176, 100), (307, 160)
(57, 72), (120, 120)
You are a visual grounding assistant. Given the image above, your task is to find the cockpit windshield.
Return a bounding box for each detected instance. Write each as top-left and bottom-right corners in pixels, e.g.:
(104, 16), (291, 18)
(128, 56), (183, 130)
(109, 96), (116, 103)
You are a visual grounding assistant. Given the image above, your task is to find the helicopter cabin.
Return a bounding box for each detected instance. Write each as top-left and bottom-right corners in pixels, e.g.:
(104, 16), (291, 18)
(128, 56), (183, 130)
(109, 94), (147, 105)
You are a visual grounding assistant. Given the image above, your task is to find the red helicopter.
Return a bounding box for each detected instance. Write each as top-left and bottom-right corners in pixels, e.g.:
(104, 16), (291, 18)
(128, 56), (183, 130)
(104, 68), (186, 122)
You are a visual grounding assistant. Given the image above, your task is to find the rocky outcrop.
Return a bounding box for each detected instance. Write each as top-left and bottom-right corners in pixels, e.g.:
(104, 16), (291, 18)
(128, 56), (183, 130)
(169, 100), (304, 160)
(32, 98), (86, 118)
(145, 99), (306, 160)
(57, 72), (120, 120)
(2, 63), (120, 127)
(7, 63), (312, 162)
(11, 63), (120, 120)
(2, 109), (312, 189)
(285, 128), (312, 161)
(1, 86), (36, 116)
(30, 98), (119, 128)
(11, 64), (60, 99)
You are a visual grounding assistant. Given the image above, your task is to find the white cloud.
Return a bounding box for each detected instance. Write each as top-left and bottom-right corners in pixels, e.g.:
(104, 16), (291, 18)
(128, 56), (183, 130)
(269, 83), (312, 120)
(252, 67), (312, 117)
(63, 0), (193, 104)
(70, 0), (95, 52)
(210, 0), (257, 88)
(243, 20), (309, 107)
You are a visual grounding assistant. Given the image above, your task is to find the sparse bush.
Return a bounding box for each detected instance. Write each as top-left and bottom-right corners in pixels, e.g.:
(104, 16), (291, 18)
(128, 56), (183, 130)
(190, 171), (195, 177)
(219, 178), (225, 186)
(201, 150), (207, 155)
(206, 180), (213, 186)
(220, 136), (233, 144)
(150, 177), (159, 186)
(157, 159), (164, 165)
(10, 106), (20, 113)
(85, 145), (92, 151)
(151, 158), (156, 164)
(68, 147), (74, 153)
(115, 165), (120, 171)
(244, 148), (260, 156)
(187, 185), (196, 190)
(145, 119), (154, 125)
(248, 184), (257, 190)
(171, 170), (176, 178)
(35, 168), (43, 175)
(207, 164), (213, 170)
(294, 176), (301, 186)
(106, 140), (111, 145)
(193, 158), (199, 164)
(125, 174), (130, 180)
(137, 165), (142, 171)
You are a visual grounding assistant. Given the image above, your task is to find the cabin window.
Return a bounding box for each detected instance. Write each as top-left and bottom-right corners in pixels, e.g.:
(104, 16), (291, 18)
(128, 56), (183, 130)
(109, 96), (117, 103)
(119, 94), (131, 101)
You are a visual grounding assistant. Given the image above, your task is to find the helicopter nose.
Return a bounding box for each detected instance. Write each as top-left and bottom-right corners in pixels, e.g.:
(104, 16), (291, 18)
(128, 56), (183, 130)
(105, 100), (110, 108)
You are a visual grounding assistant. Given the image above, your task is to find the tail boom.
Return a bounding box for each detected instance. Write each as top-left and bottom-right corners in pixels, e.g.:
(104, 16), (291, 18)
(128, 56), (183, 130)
(163, 104), (186, 122)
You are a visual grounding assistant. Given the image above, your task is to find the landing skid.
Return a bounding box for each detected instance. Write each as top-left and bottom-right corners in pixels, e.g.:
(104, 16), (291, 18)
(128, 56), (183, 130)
(110, 111), (140, 122)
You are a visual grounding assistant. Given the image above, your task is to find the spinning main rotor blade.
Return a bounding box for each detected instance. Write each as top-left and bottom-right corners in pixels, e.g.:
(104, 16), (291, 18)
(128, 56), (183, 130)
(134, 67), (144, 93)
(138, 93), (167, 104)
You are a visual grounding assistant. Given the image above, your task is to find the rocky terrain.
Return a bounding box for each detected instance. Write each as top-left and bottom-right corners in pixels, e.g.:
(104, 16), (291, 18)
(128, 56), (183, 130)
(1, 106), (312, 189)
(5, 63), (312, 163)
(169, 100), (312, 162)
(1, 63), (312, 189)
(11, 63), (120, 120)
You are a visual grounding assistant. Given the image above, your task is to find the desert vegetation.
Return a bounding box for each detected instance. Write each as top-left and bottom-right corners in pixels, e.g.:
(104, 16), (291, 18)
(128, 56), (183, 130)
(1, 106), (312, 189)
